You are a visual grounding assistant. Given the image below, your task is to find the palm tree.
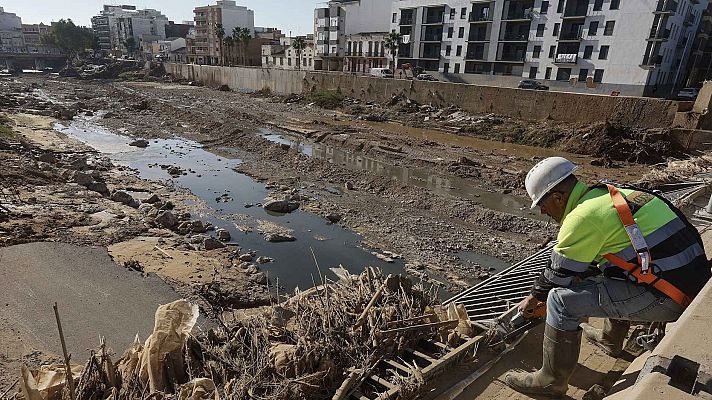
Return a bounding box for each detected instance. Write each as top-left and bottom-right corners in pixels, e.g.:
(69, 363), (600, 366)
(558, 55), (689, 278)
(223, 36), (234, 66)
(124, 37), (137, 59)
(292, 36), (307, 70)
(383, 32), (403, 71)
(236, 27), (252, 66)
(214, 23), (225, 66)
(231, 27), (241, 66)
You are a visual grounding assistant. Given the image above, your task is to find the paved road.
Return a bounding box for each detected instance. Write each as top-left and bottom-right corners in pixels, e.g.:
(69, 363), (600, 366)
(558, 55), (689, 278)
(0, 242), (182, 359)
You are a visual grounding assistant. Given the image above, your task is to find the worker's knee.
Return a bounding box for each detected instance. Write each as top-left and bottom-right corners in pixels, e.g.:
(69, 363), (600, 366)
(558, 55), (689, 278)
(547, 287), (566, 316)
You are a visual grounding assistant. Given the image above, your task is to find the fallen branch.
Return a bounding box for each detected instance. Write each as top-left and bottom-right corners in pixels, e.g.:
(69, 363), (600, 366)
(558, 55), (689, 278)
(53, 302), (76, 400)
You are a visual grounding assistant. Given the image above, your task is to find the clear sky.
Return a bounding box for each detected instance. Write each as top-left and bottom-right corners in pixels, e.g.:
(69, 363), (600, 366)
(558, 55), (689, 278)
(0, 0), (323, 35)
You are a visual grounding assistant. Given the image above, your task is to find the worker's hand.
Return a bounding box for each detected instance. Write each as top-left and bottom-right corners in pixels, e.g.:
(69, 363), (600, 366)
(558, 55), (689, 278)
(517, 294), (547, 319)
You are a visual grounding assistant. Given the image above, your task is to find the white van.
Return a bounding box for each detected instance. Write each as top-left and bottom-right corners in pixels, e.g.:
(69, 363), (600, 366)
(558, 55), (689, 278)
(370, 68), (394, 78)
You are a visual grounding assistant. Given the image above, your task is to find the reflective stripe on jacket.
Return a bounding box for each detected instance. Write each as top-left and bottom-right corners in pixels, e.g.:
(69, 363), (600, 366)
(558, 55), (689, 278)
(531, 181), (710, 302)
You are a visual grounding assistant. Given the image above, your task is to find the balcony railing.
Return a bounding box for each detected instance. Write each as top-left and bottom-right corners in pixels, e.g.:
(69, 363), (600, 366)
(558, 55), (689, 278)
(649, 28), (671, 40)
(502, 11), (533, 20)
(641, 54), (663, 66)
(423, 14), (445, 24)
(466, 51), (487, 60)
(501, 32), (528, 41)
(554, 53), (578, 63)
(420, 51), (441, 59)
(422, 34), (443, 41)
(559, 29), (583, 40)
(468, 33), (489, 41)
(497, 53), (525, 62)
(399, 18), (414, 25)
(655, 0), (678, 13)
(469, 12), (492, 22)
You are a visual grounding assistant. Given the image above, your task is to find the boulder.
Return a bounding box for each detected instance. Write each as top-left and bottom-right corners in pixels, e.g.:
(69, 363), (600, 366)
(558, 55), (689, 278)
(263, 199), (300, 213)
(129, 139), (149, 148)
(111, 190), (139, 208)
(71, 171), (93, 186)
(326, 213), (341, 223)
(216, 228), (231, 242)
(143, 193), (161, 204)
(238, 253), (253, 262)
(155, 211), (179, 229)
(85, 181), (109, 197)
(256, 256), (274, 264)
(203, 237), (225, 250)
(176, 220), (209, 235)
(264, 233), (296, 243)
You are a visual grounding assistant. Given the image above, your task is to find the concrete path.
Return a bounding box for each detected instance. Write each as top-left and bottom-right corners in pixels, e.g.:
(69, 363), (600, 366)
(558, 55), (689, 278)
(0, 242), (182, 360)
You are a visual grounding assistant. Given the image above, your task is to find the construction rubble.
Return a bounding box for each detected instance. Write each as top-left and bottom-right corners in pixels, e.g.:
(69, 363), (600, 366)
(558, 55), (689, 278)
(17, 269), (474, 400)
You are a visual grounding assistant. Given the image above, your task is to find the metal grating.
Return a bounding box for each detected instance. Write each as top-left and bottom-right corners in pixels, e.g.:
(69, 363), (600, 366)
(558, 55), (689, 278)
(444, 185), (707, 323)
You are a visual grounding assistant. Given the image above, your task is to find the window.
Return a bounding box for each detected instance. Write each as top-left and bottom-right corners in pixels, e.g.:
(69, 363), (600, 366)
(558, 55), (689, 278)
(280, 57), (283, 65)
(446, 45), (451, 56)
(461, 8), (467, 19)
(557, 1), (564, 13)
(593, 0), (603, 10)
(458, 27), (465, 38)
(456, 45), (462, 56)
(553, 23), (560, 36)
(549, 45), (557, 58)
(599, 45), (609, 59)
(610, 0), (620, 9)
(557, 67), (571, 81)
(545, 67), (552, 79)
(537, 24), (545, 37)
(529, 66), (538, 78)
(454, 63), (460, 73)
(541, 1), (549, 14)
(578, 68), (588, 81)
(448, 27), (454, 38)
(444, 62), (449, 73)
(533, 45), (542, 58)
(287, 58), (292, 66)
(604, 21), (615, 35)
(392, 13), (397, 23)
(594, 69), (604, 82)
(589, 21), (599, 35)
(450, 9), (456, 19)
(583, 45), (593, 59)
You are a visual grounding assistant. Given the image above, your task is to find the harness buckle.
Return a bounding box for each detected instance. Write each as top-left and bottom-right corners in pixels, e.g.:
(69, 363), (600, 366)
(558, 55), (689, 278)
(639, 251), (651, 275)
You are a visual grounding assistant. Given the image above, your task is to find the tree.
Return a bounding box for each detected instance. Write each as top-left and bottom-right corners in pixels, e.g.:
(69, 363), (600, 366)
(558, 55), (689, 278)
(292, 36), (307, 71)
(234, 27), (251, 66)
(42, 19), (95, 60)
(383, 32), (403, 71)
(214, 23), (225, 66)
(223, 36), (234, 66)
(124, 37), (137, 58)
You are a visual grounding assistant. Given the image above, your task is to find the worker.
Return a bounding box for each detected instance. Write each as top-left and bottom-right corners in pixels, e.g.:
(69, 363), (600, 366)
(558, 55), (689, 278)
(505, 157), (711, 396)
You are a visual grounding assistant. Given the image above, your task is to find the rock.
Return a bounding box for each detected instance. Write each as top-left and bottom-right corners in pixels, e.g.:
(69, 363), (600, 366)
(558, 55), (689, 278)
(138, 203), (154, 214)
(218, 84), (230, 92)
(85, 181), (109, 196)
(256, 256), (273, 264)
(265, 233), (296, 243)
(344, 181), (355, 190)
(203, 237), (225, 250)
(143, 193), (160, 204)
(325, 213), (341, 223)
(110, 190), (139, 208)
(249, 272), (268, 285)
(38, 153), (57, 163)
(263, 199), (300, 213)
(216, 228), (231, 241)
(131, 100), (150, 111)
(155, 211), (179, 229)
(167, 166), (183, 177)
(176, 220), (209, 234)
(129, 139), (149, 148)
(238, 253), (253, 262)
(71, 171), (93, 186)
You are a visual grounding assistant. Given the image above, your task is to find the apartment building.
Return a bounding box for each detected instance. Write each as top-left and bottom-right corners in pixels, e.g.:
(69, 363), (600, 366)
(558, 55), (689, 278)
(391, 0), (708, 95)
(189, 0), (255, 65)
(344, 33), (390, 73)
(0, 7), (25, 53)
(262, 35), (316, 70)
(314, 0), (394, 71)
(684, 3), (712, 86)
(91, 5), (169, 54)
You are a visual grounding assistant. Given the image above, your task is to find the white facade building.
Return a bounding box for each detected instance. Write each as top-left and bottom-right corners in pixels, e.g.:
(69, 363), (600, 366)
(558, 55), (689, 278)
(189, 0), (255, 65)
(314, 0), (395, 70)
(91, 5), (169, 54)
(0, 7), (25, 53)
(390, 0), (708, 96)
(262, 35), (315, 70)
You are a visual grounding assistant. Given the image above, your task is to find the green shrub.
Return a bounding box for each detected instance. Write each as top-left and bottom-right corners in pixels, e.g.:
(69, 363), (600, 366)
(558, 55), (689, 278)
(307, 90), (344, 109)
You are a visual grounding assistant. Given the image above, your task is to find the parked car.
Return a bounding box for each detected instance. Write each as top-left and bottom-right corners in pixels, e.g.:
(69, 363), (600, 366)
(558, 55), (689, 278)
(518, 79), (549, 90)
(677, 87), (700, 100)
(370, 68), (394, 78)
(416, 73), (438, 81)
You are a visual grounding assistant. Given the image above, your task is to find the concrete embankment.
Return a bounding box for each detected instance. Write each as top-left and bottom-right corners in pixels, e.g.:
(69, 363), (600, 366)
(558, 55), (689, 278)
(165, 63), (679, 129)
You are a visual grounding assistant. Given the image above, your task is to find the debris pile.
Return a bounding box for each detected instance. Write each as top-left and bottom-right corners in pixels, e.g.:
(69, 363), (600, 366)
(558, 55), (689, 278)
(19, 269), (474, 400)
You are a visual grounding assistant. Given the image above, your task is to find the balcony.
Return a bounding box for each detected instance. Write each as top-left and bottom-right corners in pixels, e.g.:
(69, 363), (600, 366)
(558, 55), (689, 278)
(502, 11), (532, 21)
(554, 53), (578, 64)
(654, 0), (678, 14)
(468, 32), (490, 41)
(420, 52), (441, 59)
(558, 28), (584, 41)
(684, 13), (696, 26)
(641, 54), (663, 67)
(423, 14), (445, 24)
(466, 50), (488, 60)
(648, 28), (671, 41)
(399, 18), (414, 25)
(563, 0), (588, 18)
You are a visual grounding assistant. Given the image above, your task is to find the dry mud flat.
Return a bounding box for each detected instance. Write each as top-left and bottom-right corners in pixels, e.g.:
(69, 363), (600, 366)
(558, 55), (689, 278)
(4, 75), (673, 291)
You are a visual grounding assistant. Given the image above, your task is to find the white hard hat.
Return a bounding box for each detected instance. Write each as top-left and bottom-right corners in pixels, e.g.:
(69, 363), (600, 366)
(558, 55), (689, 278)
(525, 157), (578, 209)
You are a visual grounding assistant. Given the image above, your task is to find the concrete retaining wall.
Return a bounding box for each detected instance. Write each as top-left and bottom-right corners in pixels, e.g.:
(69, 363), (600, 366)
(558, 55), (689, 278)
(166, 63), (679, 129)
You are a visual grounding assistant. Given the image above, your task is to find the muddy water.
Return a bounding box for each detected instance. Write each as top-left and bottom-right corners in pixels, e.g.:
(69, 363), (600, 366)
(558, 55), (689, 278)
(56, 116), (415, 293)
(259, 129), (544, 220)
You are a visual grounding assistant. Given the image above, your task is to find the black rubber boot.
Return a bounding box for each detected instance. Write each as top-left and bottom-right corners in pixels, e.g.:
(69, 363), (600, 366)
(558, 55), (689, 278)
(580, 319), (630, 357)
(504, 324), (582, 397)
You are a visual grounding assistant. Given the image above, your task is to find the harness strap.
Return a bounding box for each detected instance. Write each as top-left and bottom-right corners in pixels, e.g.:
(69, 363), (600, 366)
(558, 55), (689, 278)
(604, 185), (692, 308)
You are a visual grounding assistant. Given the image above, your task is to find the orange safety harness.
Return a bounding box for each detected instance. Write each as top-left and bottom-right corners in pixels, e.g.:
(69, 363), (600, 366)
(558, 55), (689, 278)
(603, 185), (692, 308)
